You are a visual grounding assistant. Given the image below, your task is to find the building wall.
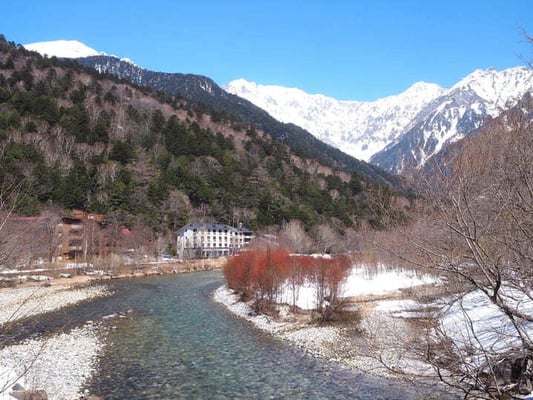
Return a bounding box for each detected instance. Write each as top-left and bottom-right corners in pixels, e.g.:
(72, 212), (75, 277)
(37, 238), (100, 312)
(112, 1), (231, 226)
(56, 210), (105, 261)
(177, 223), (253, 259)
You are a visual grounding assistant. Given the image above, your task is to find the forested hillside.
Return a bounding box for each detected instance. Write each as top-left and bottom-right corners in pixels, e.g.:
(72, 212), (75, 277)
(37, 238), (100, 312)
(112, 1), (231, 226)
(0, 36), (408, 245)
(75, 54), (400, 187)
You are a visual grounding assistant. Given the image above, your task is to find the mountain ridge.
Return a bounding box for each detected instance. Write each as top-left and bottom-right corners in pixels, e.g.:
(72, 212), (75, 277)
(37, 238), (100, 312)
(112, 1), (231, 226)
(225, 78), (447, 162)
(226, 67), (532, 173)
(25, 39), (531, 175)
(22, 40), (400, 186)
(370, 67), (533, 172)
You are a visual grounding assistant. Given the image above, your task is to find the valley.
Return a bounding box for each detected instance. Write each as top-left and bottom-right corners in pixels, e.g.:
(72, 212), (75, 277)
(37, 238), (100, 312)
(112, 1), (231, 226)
(0, 31), (531, 400)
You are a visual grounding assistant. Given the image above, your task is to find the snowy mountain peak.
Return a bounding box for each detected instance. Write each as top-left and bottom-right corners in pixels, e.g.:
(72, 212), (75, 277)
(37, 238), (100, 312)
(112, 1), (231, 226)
(24, 40), (105, 59)
(451, 66), (532, 107)
(226, 67), (532, 172)
(399, 81), (445, 100)
(227, 78), (257, 93)
(225, 78), (446, 161)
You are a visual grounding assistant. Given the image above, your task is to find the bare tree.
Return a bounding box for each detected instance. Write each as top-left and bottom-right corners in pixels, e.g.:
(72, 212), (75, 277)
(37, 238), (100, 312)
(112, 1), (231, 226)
(309, 255), (352, 322)
(375, 96), (533, 398)
(278, 219), (312, 254)
(40, 204), (64, 264)
(0, 181), (50, 396)
(313, 223), (339, 254)
(0, 179), (28, 267)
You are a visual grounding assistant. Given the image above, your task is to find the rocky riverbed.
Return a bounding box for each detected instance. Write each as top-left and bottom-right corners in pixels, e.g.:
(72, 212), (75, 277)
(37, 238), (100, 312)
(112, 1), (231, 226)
(0, 283), (109, 325)
(0, 281), (110, 400)
(0, 324), (101, 400)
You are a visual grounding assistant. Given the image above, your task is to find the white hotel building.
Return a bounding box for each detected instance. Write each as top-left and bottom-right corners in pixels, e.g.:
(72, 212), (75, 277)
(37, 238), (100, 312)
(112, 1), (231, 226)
(176, 223), (253, 259)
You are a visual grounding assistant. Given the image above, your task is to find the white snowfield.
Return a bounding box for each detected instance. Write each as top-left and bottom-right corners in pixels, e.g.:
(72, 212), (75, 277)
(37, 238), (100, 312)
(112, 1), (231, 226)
(439, 287), (533, 356)
(23, 40), (103, 58)
(342, 269), (533, 363)
(278, 265), (439, 310)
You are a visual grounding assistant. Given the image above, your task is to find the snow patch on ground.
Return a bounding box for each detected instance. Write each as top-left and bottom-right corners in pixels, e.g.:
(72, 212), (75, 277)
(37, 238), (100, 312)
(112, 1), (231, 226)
(277, 265), (439, 311)
(439, 288), (533, 355)
(214, 265), (440, 370)
(343, 266), (439, 297)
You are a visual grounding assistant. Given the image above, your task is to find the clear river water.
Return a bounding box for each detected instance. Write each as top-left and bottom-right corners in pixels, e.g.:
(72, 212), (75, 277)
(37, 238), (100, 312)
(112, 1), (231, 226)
(11, 270), (453, 399)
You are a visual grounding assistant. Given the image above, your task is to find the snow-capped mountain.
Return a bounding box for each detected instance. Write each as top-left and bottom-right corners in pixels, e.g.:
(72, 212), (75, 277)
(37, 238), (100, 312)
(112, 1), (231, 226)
(24, 40), (104, 59)
(225, 79), (447, 162)
(25, 40), (532, 175)
(226, 67), (533, 173)
(371, 67), (533, 172)
(23, 40), (138, 66)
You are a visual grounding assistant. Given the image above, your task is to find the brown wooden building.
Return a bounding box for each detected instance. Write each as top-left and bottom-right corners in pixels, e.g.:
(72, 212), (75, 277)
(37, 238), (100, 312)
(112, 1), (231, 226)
(56, 210), (105, 261)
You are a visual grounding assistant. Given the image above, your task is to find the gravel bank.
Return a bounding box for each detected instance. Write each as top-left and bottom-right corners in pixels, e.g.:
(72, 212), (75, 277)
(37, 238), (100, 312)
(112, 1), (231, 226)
(0, 324), (101, 400)
(213, 284), (420, 377)
(0, 282), (110, 399)
(214, 286), (345, 357)
(0, 284), (109, 325)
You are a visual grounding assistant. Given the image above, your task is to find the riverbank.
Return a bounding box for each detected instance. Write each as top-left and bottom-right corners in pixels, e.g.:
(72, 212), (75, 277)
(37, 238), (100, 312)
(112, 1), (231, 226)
(213, 274), (442, 382)
(0, 260), (436, 399)
(0, 258), (224, 400)
(0, 324), (101, 400)
(213, 285), (400, 376)
(0, 277), (111, 400)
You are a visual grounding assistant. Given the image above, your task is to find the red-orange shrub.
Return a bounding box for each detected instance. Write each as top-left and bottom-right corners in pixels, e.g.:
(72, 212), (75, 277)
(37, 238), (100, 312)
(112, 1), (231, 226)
(251, 247), (289, 307)
(223, 249), (353, 317)
(308, 255), (352, 318)
(223, 250), (258, 294)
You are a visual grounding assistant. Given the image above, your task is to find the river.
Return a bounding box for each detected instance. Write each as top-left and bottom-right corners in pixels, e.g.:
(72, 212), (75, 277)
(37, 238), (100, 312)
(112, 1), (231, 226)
(10, 271), (449, 399)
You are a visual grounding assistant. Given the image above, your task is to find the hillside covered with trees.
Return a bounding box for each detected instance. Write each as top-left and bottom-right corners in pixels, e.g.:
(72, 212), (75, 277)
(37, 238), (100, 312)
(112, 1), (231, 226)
(74, 54), (401, 187)
(0, 35), (410, 254)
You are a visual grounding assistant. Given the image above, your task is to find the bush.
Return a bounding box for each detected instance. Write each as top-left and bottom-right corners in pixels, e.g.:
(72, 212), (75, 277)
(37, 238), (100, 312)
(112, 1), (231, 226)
(223, 248), (352, 318)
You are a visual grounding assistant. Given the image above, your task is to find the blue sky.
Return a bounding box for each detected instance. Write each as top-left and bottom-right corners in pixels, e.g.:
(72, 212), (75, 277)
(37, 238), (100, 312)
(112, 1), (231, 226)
(2, 0), (532, 101)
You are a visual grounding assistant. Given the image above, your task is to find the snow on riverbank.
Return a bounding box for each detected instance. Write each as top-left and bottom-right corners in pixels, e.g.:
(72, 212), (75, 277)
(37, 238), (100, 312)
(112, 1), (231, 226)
(0, 324), (102, 400)
(213, 285), (342, 359)
(213, 285), (290, 334)
(215, 260), (533, 398)
(343, 266), (438, 297)
(440, 288), (533, 356)
(278, 265), (439, 310)
(214, 282), (424, 378)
